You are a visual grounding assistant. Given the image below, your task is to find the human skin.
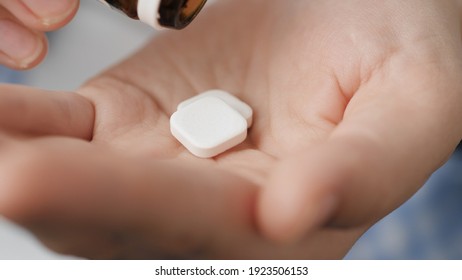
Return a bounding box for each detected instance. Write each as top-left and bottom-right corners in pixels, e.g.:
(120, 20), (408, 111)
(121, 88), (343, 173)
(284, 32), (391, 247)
(0, 0), (462, 259)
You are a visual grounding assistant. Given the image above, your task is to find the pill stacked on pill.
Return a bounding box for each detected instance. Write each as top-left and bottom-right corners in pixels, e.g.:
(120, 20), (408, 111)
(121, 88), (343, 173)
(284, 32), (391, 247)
(170, 90), (253, 158)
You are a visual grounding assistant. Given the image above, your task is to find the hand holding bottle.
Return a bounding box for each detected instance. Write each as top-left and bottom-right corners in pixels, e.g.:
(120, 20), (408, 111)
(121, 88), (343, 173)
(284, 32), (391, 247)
(0, 0), (79, 69)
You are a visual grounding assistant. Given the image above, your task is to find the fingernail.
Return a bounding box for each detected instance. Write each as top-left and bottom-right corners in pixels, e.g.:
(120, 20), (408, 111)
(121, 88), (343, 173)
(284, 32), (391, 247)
(0, 19), (43, 68)
(20, 0), (77, 26)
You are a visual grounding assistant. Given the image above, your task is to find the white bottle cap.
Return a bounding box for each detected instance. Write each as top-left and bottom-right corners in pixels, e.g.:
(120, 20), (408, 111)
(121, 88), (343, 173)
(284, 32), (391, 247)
(137, 0), (163, 29)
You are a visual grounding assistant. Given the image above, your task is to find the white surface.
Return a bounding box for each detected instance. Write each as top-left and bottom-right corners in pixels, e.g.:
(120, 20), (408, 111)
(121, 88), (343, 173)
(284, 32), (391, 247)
(0, 260), (461, 280)
(0, 1), (154, 259)
(177, 89), (253, 127)
(138, 0), (163, 29)
(171, 96), (248, 158)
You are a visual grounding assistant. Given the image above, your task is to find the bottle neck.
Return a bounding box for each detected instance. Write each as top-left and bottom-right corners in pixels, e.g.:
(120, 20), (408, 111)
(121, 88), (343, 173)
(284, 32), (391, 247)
(137, 0), (163, 29)
(100, 0), (207, 30)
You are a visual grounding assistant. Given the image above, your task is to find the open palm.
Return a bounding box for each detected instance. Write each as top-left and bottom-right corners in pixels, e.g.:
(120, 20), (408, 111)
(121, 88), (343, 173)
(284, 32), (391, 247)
(1, 0), (462, 259)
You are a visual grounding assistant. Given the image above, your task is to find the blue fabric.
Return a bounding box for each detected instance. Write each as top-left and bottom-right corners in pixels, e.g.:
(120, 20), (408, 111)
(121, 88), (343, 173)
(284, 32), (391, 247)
(346, 149), (462, 259)
(0, 66), (22, 84)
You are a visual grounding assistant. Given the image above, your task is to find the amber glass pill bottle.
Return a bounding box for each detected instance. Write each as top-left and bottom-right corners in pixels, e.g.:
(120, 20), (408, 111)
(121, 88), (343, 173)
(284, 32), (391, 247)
(99, 0), (208, 29)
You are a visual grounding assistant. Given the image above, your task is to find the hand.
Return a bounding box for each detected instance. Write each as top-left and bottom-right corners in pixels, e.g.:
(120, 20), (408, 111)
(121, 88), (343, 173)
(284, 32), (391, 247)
(0, 0), (79, 69)
(1, 0), (462, 259)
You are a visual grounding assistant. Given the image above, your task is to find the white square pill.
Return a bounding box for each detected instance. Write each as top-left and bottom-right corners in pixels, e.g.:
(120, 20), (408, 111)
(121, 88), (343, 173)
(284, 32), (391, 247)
(177, 89), (253, 127)
(170, 96), (248, 158)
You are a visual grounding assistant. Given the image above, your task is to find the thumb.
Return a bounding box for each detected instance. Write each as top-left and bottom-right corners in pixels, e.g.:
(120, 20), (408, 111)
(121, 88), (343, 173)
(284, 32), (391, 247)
(258, 63), (462, 243)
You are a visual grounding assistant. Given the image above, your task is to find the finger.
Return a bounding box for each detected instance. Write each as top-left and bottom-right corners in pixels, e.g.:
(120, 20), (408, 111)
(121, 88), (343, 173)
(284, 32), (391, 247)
(259, 60), (462, 243)
(0, 0), (79, 31)
(0, 7), (47, 69)
(0, 137), (360, 259)
(0, 136), (258, 258)
(0, 84), (94, 139)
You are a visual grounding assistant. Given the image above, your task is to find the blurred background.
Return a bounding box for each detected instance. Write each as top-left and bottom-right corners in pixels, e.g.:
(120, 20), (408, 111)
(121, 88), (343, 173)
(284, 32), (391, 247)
(0, 1), (461, 260)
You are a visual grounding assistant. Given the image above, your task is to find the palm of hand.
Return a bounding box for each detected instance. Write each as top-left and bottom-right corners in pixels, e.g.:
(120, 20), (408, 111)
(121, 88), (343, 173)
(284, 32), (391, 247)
(1, 0), (461, 259)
